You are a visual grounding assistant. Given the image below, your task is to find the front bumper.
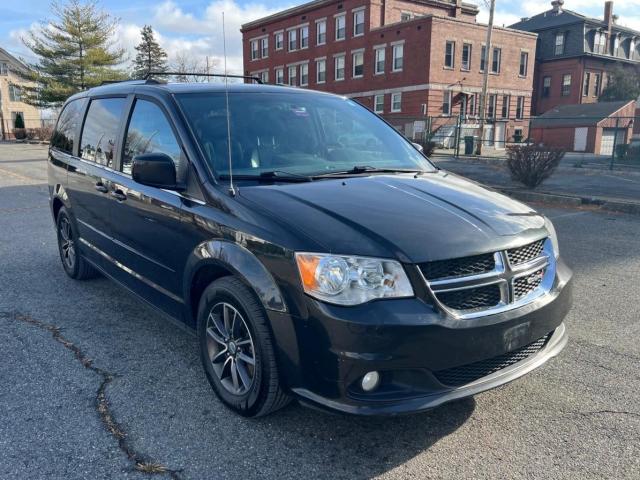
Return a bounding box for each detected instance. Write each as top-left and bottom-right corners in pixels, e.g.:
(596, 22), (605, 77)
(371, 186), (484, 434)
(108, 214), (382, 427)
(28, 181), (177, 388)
(268, 258), (572, 415)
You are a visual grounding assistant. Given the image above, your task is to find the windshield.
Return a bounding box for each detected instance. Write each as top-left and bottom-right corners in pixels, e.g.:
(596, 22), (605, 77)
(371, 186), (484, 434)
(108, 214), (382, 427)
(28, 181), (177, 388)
(176, 92), (435, 178)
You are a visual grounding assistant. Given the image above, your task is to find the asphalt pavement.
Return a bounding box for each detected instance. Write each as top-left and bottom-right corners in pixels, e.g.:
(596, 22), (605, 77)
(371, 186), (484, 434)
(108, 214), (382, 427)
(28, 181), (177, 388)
(1, 143), (639, 479)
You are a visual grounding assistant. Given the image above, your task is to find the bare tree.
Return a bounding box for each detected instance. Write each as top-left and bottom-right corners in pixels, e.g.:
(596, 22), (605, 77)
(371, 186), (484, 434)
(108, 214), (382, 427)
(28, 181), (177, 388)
(171, 51), (219, 82)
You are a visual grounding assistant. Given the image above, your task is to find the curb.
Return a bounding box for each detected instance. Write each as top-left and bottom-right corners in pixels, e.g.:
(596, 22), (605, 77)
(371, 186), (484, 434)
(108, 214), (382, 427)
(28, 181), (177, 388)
(497, 187), (640, 215)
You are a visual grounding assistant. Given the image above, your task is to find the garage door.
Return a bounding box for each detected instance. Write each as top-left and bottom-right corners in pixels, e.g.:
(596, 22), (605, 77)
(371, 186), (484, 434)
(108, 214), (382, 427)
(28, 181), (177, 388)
(574, 127), (588, 151)
(600, 128), (626, 155)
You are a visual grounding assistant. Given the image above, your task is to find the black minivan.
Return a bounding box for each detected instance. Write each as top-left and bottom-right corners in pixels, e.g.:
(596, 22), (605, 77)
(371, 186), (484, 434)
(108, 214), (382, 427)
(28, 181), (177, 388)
(48, 80), (572, 416)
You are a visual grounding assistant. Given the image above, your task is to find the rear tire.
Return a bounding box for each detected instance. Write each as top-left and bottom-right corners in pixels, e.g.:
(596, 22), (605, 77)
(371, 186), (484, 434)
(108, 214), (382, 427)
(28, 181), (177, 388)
(56, 207), (99, 280)
(197, 276), (290, 417)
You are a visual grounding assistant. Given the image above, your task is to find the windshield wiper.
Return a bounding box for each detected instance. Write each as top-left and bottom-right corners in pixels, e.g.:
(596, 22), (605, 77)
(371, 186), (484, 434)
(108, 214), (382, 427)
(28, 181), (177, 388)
(312, 166), (426, 178)
(218, 170), (313, 182)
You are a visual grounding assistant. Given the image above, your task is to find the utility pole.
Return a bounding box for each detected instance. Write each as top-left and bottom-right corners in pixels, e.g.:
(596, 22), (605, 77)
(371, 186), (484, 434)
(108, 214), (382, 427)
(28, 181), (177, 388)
(476, 0), (495, 155)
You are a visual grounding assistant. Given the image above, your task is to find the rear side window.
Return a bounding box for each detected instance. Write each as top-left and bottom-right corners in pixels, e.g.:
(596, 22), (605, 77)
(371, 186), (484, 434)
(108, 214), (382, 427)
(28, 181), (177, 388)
(80, 98), (126, 167)
(122, 99), (184, 179)
(51, 99), (83, 154)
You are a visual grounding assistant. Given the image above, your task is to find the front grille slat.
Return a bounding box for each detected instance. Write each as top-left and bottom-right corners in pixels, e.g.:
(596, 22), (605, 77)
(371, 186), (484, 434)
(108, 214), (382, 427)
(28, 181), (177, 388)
(507, 239), (545, 266)
(433, 333), (551, 387)
(419, 253), (495, 281)
(513, 269), (544, 300)
(436, 284), (501, 311)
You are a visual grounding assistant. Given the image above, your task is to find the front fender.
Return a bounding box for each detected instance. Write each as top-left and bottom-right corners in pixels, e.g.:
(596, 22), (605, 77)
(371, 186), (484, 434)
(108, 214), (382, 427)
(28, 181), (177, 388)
(184, 239), (287, 319)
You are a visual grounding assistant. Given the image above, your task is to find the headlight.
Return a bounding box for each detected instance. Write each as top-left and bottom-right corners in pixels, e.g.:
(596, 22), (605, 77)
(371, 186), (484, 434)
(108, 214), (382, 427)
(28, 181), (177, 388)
(544, 217), (560, 258)
(295, 253), (414, 305)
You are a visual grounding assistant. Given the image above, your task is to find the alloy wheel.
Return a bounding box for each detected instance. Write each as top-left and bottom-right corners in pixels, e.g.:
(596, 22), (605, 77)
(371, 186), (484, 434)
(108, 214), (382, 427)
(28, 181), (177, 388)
(205, 302), (256, 395)
(59, 217), (76, 271)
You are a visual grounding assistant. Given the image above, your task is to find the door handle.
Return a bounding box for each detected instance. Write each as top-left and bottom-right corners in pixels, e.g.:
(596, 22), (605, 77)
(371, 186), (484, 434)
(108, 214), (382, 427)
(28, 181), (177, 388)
(94, 182), (108, 193)
(110, 189), (127, 202)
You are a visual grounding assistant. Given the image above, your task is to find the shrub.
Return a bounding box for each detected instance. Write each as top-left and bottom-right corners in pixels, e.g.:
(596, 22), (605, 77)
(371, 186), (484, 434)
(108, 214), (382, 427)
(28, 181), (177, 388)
(25, 126), (55, 141)
(506, 144), (565, 189)
(14, 113), (25, 129)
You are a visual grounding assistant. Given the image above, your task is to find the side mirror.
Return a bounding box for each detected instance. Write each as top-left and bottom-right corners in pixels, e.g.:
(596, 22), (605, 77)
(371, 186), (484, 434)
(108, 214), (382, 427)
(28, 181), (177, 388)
(132, 153), (180, 190)
(412, 142), (424, 153)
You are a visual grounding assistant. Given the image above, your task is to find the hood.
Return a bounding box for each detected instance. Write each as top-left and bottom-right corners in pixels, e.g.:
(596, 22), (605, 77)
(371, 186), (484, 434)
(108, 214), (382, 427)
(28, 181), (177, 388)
(237, 171), (547, 263)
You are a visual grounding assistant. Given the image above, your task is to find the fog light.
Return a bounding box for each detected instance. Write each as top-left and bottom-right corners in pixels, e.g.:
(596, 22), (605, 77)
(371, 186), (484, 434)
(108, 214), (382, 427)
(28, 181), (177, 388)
(361, 371), (380, 392)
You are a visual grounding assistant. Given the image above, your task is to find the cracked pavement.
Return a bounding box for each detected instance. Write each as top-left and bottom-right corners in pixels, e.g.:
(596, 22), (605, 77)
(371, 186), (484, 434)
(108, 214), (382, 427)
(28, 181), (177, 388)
(0, 143), (638, 479)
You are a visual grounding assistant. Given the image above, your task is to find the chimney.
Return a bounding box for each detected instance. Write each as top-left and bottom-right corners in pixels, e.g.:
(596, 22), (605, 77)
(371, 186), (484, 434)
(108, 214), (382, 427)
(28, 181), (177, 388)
(454, 0), (462, 18)
(551, 0), (564, 13)
(604, 1), (614, 28)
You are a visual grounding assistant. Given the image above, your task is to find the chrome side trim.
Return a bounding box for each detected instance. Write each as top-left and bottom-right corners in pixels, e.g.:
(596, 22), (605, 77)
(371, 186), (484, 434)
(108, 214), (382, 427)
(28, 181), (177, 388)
(77, 219), (175, 273)
(79, 238), (183, 304)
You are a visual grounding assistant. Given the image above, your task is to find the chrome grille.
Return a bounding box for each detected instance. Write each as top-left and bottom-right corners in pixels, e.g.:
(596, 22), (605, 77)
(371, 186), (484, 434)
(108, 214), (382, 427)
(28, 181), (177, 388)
(437, 284), (501, 311)
(420, 253), (495, 281)
(507, 239), (545, 266)
(421, 238), (553, 319)
(434, 333), (551, 387)
(513, 269), (544, 300)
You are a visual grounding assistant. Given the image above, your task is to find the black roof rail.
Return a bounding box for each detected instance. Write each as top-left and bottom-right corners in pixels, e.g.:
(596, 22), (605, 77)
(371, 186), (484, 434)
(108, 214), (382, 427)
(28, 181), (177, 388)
(144, 71), (263, 84)
(99, 78), (166, 86)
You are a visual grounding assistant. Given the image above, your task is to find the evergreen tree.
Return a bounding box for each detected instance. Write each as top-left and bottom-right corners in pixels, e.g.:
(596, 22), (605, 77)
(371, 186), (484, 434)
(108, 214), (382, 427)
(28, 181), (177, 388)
(18, 0), (127, 107)
(132, 25), (168, 80)
(599, 66), (640, 102)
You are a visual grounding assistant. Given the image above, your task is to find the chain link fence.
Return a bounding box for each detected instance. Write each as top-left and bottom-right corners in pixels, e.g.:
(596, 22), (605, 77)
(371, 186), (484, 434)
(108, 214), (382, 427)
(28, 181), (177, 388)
(382, 113), (640, 170)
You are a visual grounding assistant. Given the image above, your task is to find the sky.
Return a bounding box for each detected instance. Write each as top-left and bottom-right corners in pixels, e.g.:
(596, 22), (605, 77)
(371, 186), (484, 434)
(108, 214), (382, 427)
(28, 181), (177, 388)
(3, 0), (640, 75)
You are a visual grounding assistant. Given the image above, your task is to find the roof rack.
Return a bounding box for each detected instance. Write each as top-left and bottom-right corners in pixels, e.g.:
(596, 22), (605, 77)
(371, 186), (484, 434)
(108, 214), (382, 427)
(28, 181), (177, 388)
(99, 78), (165, 86)
(144, 71), (263, 84)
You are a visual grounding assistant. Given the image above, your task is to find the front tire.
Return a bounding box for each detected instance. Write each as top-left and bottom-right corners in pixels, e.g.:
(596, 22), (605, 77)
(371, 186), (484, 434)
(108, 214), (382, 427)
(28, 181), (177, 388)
(56, 207), (99, 280)
(197, 277), (290, 417)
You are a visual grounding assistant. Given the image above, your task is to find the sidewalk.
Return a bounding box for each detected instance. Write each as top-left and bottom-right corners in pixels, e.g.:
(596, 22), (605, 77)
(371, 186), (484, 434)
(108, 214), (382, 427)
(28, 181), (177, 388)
(433, 156), (640, 214)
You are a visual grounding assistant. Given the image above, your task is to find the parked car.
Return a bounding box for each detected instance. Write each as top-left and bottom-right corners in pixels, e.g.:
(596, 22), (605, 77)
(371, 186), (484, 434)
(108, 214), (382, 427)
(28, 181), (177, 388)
(48, 80), (572, 417)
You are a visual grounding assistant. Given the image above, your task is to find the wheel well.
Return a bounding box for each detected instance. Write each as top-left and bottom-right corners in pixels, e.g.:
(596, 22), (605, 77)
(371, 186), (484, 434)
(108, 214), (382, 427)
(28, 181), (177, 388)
(52, 197), (64, 221)
(190, 263), (233, 324)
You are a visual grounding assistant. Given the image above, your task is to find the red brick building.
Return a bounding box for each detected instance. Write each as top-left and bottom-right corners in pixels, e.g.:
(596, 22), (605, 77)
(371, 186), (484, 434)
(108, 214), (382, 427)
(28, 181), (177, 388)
(511, 1), (640, 115)
(241, 0), (537, 146)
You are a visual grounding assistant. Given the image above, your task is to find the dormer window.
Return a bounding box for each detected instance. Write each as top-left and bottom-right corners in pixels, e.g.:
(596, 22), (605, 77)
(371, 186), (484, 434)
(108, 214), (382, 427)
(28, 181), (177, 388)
(554, 32), (565, 55)
(594, 30), (606, 54)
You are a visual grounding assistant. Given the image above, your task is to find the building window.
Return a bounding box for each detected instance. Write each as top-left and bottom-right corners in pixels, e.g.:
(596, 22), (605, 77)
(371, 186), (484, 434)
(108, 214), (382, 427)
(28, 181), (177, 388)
(487, 94), (496, 118)
(250, 40), (259, 60)
(561, 74), (571, 96)
(288, 65), (297, 86)
(542, 76), (551, 97)
(392, 43), (404, 72)
(275, 68), (284, 84)
(316, 59), (326, 83)
(516, 96), (525, 120)
(491, 47), (501, 73)
(260, 37), (269, 58)
(442, 90), (452, 115)
(300, 63), (309, 86)
(353, 9), (365, 37)
(352, 51), (364, 78)
(275, 32), (283, 50)
(594, 31), (606, 54)
(469, 94), (476, 116)
(555, 32), (565, 55)
(501, 95), (510, 118)
(583, 72), (591, 97)
(0, 62), (8, 75)
(374, 94), (384, 113)
(336, 14), (346, 40)
(445, 41), (455, 69)
(9, 85), (22, 102)
(300, 26), (309, 49)
(519, 51), (528, 76)
(391, 92), (402, 112)
(288, 29), (297, 51)
(612, 34), (620, 56)
(335, 55), (345, 80)
(629, 38), (636, 59)
(374, 47), (385, 74)
(259, 71), (269, 84)
(480, 45), (487, 72)
(593, 73), (601, 97)
(316, 20), (326, 45)
(401, 12), (412, 21)
(462, 43), (471, 70)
